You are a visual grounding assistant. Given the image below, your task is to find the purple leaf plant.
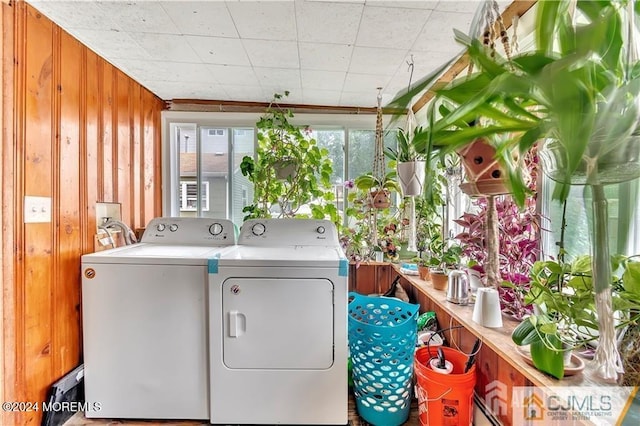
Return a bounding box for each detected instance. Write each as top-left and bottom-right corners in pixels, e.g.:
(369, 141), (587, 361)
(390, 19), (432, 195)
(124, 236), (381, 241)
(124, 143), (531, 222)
(454, 149), (540, 320)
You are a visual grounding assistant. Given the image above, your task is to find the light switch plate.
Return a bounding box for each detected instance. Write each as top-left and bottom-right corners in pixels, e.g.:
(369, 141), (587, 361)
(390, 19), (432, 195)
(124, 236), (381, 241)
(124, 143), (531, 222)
(24, 196), (52, 223)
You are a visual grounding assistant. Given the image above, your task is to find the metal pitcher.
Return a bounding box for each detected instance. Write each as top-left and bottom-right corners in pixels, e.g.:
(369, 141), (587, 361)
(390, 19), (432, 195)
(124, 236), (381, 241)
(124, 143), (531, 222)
(446, 270), (470, 305)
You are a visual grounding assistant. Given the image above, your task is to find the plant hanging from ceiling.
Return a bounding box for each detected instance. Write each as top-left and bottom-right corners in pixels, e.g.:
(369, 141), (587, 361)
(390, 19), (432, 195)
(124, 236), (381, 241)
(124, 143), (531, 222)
(240, 92), (338, 224)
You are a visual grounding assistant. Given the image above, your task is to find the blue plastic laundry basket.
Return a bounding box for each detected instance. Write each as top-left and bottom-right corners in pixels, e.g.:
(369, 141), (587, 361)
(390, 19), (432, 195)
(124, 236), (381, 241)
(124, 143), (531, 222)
(348, 292), (419, 426)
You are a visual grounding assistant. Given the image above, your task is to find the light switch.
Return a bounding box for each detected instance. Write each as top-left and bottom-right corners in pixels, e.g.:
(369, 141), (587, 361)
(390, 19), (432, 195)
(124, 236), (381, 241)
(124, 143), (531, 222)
(24, 196), (52, 223)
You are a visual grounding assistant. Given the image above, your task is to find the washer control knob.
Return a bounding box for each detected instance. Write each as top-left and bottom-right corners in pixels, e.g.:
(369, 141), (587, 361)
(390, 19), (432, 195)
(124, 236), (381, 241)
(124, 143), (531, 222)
(156, 223), (166, 232)
(316, 226), (326, 234)
(251, 223), (266, 236)
(169, 224), (179, 232)
(209, 222), (224, 236)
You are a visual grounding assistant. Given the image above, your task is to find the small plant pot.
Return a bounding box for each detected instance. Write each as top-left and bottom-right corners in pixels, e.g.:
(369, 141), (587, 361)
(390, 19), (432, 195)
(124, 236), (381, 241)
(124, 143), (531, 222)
(374, 251), (384, 262)
(368, 190), (391, 209)
(430, 270), (448, 291)
(418, 265), (430, 281)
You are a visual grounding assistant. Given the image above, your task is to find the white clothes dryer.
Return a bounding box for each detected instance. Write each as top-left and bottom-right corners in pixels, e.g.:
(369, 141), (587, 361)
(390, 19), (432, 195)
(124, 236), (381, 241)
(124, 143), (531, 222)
(208, 218), (348, 425)
(81, 217), (236, 420)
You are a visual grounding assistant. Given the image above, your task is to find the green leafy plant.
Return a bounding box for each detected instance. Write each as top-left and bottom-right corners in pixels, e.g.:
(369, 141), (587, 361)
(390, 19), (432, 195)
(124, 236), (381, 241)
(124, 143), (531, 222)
(240, 92), (336, 222)
(512, 255), (640, 379)
(353, 171), (400, 193)
(385, 126), (425, 162)
(388, 0), (640, 381)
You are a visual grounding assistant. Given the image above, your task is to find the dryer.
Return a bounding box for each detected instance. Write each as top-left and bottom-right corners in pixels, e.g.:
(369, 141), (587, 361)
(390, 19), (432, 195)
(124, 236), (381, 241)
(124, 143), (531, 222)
(208, 218), (348, 425)
(81, 217), (236, 420)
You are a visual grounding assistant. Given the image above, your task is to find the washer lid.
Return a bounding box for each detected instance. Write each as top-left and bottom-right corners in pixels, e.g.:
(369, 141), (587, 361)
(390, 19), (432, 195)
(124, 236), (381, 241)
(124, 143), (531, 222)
(82, 244), (233, 265)
(217, 245), (345, 268)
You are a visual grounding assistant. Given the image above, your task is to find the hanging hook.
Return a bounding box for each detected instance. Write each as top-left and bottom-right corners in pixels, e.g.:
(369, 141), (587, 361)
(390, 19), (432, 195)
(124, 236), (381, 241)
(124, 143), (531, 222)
(406, 54), (415, 94)
(376, 87), (382, 106)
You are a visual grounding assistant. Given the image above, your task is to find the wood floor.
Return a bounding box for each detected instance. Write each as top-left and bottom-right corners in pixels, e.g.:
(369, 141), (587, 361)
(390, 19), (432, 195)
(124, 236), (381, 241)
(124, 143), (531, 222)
(62, 394), (422, 426)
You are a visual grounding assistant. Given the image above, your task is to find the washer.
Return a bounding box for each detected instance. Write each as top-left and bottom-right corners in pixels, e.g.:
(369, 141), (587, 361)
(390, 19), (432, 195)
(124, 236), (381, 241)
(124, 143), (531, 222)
(208, 218), (348, 425)
(81, 217), (236, 420)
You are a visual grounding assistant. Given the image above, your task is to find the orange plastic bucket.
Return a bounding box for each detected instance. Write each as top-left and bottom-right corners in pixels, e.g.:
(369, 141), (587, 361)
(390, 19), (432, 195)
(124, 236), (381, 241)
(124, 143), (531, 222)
(414, 346), (476, 426)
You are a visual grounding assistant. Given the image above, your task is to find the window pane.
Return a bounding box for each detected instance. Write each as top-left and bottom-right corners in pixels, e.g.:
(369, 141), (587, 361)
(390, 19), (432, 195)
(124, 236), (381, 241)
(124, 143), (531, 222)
(177, 124), (197, 217)
(347, 129), (396, 179)
(231, 128), (255, 227)
(201, 127), (228, 218)
(541, 175), (640, 259)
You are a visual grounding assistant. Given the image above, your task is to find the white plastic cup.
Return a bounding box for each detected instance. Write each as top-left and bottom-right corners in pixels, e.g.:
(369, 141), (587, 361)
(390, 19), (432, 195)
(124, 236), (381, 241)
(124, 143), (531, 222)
(472, 287), (503, 328)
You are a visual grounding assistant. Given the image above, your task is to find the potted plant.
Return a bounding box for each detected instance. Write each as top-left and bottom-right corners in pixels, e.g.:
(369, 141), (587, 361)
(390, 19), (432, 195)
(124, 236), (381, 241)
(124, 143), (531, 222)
(389, 0), (640, 381)
(512, 255), (640, 379)
(354, 171), (400, 209)
(385, 126), (427, 196)
(240, 92), (335, 220)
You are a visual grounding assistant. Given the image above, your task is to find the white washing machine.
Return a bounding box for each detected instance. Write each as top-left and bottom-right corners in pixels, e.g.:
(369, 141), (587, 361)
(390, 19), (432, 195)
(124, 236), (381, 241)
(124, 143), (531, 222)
(81, 217), (236, 420)
(209, 218), (348, 425)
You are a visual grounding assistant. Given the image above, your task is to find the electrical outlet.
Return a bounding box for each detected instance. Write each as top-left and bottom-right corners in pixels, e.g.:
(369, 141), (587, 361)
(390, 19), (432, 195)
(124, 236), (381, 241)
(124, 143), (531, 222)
(24, 196), (51, 223)
(96, 202), (122, 230)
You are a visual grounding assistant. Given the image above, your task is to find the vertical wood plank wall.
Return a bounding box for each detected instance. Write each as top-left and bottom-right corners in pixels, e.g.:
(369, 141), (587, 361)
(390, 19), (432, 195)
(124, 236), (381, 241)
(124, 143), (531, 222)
(1, 3), (164, 424)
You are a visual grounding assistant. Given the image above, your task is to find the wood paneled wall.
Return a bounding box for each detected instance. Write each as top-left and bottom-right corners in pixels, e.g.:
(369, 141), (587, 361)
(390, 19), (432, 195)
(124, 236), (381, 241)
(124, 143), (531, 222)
(1, 2), (164, 424)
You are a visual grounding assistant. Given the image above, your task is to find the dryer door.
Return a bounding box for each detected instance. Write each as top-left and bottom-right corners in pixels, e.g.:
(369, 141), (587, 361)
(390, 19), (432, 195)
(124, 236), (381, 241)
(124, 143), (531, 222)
(221, 277), (334, 369)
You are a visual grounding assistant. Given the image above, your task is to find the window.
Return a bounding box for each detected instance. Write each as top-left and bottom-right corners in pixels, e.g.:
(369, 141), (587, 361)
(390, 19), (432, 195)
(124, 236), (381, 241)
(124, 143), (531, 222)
(179, 181), (209, 212)
(208, 129), (225, 136)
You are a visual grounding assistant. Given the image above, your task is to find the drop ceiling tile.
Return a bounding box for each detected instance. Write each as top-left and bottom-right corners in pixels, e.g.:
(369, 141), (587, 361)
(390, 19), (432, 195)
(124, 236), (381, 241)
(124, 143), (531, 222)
(135, 33), (201, 63)
(160, 1), (238, 38)
(348, 46), (407, 75)
(339, 90), (391, 108)
(147, 80), (229, 100)
(412, 11), (475, 53)
(69, 29), (152, 61)
(29, 1), (117, 31)
(187, 36), (251, 66)
(295, 1), (364, 44)
(243, 40), (299, 68)
(208, 65), (260, 87)
(366, 1), (438, 9)
(255, 68), (302, 92)
(301, 89), (342, 106)
(227, 1), (296, 41)
(221, 85), (267, 102)
(96, 1), (180, 34)
(299, 42), (353, 72)
(356, 6), (432, 49)
(118, 60), (216, 83)
(434, 0), (484, 13)
(343, 72), (391, 93)
(301, 70), (346, 91)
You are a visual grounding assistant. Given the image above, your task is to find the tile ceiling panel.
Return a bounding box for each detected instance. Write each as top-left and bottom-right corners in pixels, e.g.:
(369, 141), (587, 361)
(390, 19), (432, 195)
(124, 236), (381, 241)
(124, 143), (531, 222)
(97, 1), (180, 35)
(299, 42), (354, 72)
(301, 70), (347, 91)
(186, 36), (252, 66)
(26, 0), (518, 107)
(355, 6), (432, 49)
(135, 33), (201, 63)
(242, 39), (300, 68)
(227, 1), (297, 41)
(160, 1), (239, 38)
(207, 65), (260, 87)
(295, 1), (364, 44)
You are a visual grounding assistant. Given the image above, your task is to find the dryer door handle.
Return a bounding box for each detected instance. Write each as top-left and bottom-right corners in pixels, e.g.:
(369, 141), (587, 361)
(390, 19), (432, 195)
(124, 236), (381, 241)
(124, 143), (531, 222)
(228, 311), (246, 337)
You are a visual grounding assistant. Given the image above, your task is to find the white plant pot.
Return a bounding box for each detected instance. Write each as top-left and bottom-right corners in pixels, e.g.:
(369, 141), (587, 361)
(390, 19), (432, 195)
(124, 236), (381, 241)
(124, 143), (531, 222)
(397, 161), (426, 196)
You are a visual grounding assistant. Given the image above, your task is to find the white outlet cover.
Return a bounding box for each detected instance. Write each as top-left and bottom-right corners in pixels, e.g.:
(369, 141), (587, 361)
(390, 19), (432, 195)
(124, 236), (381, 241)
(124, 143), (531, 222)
(24, 196), (52, 223)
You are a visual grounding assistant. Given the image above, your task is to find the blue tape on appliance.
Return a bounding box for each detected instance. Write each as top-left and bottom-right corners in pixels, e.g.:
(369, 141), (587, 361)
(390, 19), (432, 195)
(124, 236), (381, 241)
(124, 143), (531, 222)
(339, 258), (348, 276)
(208, 254), (221, 274)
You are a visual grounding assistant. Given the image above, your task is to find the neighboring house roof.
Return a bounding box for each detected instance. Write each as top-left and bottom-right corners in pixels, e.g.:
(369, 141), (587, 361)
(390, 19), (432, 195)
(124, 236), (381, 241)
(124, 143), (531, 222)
(180, 152), (246, 177)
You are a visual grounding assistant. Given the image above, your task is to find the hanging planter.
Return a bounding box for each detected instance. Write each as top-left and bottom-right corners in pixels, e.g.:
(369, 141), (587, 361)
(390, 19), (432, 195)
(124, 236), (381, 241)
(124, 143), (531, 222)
(397, 161), (426, 196)
(457, 138), (510, 197)
(368, 189), (391, 209)
(273, 157), (299, 180)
